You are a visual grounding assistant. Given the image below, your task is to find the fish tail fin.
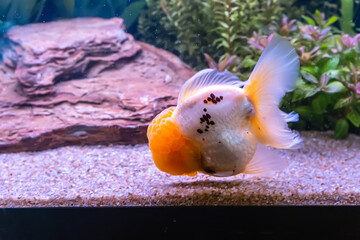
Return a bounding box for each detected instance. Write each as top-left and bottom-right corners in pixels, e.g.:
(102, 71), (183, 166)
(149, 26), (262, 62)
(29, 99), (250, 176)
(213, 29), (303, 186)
(244, 35), (302, 149)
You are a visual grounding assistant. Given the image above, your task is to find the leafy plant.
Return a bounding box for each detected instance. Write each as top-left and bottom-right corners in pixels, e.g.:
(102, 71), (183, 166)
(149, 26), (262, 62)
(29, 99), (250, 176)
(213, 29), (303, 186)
(160, 0), (215, 68)
(137, 0), (178, 54)
(138, 0), (301, 72)
(120, 1), (147, 29)
(249, 10), (360, 138)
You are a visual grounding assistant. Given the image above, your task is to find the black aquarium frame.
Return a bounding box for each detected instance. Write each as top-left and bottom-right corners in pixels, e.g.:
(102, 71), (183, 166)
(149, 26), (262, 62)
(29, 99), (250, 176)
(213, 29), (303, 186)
(1, 206), (360, 239)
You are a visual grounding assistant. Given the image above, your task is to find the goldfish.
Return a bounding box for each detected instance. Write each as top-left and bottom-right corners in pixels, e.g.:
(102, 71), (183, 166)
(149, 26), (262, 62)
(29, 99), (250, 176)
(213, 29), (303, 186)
(147, 35), (302, 177)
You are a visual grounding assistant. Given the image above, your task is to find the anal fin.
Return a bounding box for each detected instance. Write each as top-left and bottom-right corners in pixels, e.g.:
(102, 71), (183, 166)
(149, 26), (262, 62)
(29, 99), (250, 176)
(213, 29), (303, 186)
(243, 143), (288, 177)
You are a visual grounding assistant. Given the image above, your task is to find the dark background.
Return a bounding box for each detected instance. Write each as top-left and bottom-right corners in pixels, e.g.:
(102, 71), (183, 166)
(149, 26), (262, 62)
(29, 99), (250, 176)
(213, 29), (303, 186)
(1, 207), (360, 239)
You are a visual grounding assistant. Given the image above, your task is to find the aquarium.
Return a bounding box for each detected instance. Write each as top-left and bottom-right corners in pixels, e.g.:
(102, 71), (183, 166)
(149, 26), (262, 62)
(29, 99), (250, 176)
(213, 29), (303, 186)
(1, 0), (360, 212)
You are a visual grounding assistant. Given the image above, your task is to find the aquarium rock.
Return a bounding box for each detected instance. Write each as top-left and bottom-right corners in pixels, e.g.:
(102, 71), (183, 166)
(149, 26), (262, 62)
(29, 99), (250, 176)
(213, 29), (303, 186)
(0, 18), (194, 153)
(4, 18), (141, 96)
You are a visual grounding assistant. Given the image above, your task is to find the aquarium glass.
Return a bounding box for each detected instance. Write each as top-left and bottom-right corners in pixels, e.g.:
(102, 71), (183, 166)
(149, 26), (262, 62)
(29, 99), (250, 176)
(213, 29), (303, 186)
(0, 0), (359, 207)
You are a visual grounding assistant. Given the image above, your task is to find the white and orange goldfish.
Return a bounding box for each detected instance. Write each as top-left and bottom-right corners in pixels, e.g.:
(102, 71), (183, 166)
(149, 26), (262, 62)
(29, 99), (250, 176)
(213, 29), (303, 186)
(147, 35), (302, 177)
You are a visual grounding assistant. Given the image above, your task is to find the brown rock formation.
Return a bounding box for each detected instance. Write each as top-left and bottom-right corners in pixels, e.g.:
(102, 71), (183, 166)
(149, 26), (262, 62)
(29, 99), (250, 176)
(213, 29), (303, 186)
(0, 18), (195, 153)
(4, 17), (142, 96)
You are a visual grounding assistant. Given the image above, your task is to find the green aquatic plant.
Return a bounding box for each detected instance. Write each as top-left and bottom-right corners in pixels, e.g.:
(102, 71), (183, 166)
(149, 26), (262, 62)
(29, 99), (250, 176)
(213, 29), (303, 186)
(293, 12), (360, 139)
(0, 0), (146, 59)
(340, 0), (356, 36)
(139, 0), (217, 69)
(298, 0), (359, 36)
(209, 0), (289, 76)
(120, 1), (146, 29)
(53, 0), (146, 29)
(138, 0), (300, 71)
(0, 0), (46, 25)
(0, 0), (46, 60)
(295, 0), (339, 19)
(0, 0), (146, 29)
(204, 53), (237, 72)
(161, 0), (215, 68)
(249, 10), (360, 138)
(137, 0), (178, 55)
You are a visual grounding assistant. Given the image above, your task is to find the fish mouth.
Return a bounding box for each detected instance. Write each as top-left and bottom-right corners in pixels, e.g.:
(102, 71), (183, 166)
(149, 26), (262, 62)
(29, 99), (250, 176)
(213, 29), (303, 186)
(203, 168), (235, 177)
(200, 150), (237, 177)
(204, 168), (216, 175)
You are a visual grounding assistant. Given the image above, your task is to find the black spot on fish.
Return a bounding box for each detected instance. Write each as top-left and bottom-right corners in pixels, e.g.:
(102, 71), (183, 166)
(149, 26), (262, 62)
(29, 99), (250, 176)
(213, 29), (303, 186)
(197, 129), (203, 134)
(210, 93), (215, 99)
(203, 108), (207, 112)
(207, 97), (212, 102)
(220, 96), (223, 100)
(205, 129), (208, 132)
(212, 99), (217, 104)
(216, 97), (220, 102)
(206, 113), (211, 119)
(209, 121), (215, 125)
(204, 100), (208, 104)
(205, 126), (209, 129)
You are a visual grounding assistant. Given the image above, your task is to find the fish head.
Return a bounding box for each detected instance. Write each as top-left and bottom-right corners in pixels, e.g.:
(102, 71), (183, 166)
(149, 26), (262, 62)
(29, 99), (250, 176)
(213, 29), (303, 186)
(147, 107), (202, 176)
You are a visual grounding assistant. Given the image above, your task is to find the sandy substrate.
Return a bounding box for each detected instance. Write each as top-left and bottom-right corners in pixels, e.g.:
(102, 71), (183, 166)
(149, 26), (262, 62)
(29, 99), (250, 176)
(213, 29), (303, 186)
(0, 131), (359, 207)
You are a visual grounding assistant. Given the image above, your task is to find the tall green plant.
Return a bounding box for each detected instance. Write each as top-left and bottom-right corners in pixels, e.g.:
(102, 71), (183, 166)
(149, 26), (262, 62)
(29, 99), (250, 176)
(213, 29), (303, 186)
(137, 0), (178, 55)
(0, 0), (46, 35)
(160, 0), (215, 67)
(139, 0), (299, 71)
(0, 0), (46, 25)
(340, 0), (356, 36)
(0, 0), (146, 33)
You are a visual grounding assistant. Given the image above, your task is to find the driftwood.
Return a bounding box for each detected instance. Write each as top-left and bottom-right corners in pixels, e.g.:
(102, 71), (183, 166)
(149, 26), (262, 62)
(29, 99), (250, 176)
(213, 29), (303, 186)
(0, 18), (195, 153)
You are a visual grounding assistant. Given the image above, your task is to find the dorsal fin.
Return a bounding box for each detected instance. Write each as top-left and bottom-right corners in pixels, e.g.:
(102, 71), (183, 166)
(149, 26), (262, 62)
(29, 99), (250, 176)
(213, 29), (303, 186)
(177, 68), (244, 104)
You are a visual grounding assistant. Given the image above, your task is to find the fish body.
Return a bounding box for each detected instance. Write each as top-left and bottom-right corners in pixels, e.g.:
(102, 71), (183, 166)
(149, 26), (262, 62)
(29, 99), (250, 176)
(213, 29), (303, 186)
(147, 35), (302, 177)
(173, 85), (257, 176)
